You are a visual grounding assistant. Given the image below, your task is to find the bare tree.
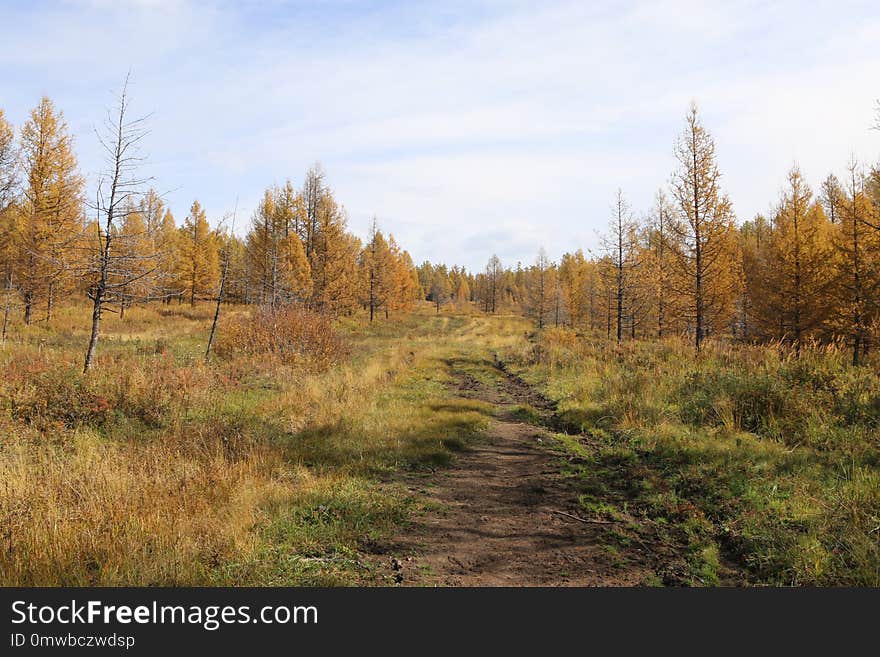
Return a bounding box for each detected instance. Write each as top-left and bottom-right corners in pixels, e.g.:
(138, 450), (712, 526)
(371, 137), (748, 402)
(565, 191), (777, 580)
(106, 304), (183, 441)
(301, 163), (326, 257)
(601, 189), (639, 343)
(485, 254), (503, 313)
(205, 201), (237, 362)
(0, 111), (17, 343)
(528, 247), (552, 328)
(0, 111), (15, 211)
(648, 189), (676, 337)
(83, 75), (154, 373)
(821, 174), (843, 224)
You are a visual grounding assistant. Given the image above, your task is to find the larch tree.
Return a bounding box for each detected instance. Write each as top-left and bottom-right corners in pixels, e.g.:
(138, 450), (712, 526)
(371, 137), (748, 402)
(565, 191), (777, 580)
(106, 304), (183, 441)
(454, 275), (471, 310)
(0, 110), (14, 211)
(116, 204), (156, 317)
(178, 200), (219, 306)
(359, 218), (394, 321)
(669, 103), (741, 351)
(135, 188), (169, 297)
(387, 235), (418, 316)
(18, 97), (84, 324)
(558, 250), (590, 328)
(755, 166), (833, 354)
(830, 159), (880, 365)
(308, 191), (359, 315)
(245, 186), (311, 309)
(429, 269), (452, 314)
(643, 190), (679, 338)
(273, 181), (312, 301)
(597, 255), (616, 339)
(155, 208), (179, 301)
(738, 213), (772, 341)
(206, 203), (237, 362)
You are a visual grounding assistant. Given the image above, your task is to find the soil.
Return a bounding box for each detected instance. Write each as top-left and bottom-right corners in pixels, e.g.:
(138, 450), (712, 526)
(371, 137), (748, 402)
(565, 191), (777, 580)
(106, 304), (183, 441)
(371, 357), (660, 586)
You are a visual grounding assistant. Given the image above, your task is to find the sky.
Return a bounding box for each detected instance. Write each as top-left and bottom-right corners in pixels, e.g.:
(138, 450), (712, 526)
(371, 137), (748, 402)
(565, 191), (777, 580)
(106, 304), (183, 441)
(1, 0), (879, 271)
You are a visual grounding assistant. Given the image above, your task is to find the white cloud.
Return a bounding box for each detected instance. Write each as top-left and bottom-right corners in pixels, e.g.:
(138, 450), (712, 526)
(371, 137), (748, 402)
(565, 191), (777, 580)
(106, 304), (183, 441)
(2, 0), (878, 269)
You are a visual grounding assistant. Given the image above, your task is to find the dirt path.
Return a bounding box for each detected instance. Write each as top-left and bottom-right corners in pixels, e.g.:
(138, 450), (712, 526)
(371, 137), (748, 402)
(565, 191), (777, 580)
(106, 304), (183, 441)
(375, 358), (656, 586)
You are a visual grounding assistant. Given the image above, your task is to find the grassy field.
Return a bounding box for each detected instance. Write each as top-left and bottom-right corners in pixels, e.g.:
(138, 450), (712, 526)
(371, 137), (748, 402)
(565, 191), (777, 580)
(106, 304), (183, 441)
(0, 303), (522, 585)
(506, 329), (880, 586)
(2, 304), (878, 586)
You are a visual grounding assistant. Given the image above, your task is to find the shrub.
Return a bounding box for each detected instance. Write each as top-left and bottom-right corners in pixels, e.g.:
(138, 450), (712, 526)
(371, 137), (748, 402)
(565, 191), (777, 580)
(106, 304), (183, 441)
(214, 304), (347, 371)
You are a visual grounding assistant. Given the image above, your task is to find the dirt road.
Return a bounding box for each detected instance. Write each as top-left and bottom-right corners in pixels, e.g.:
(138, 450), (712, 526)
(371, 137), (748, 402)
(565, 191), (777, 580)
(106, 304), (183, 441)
(375, 357), (657, 586)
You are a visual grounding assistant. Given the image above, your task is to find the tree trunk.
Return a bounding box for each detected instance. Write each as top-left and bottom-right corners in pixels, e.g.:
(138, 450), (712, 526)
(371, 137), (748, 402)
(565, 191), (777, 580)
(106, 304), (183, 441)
(23, 292), (32, 325)
(83, 290), (103, 373)
(46, 281), (54, 323)
(1, 272), (12, 343)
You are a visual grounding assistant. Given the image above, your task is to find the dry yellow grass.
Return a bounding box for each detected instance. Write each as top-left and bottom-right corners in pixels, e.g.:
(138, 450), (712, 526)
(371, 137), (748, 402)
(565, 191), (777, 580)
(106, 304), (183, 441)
(0, 301), (502, 585)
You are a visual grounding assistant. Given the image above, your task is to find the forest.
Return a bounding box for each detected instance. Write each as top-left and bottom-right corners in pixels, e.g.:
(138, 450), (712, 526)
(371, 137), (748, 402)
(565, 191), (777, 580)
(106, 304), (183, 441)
(1, 85), (879, 586)
(3, 93), (880, 365)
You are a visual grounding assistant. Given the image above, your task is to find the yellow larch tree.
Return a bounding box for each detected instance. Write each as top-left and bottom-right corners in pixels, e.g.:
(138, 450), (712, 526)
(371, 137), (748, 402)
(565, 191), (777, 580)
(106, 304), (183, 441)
(308, 191), (360, 315)
(668, 103), (742, 350)
(17, 97), (84, 323)
(245, 186), (312, 308)
(753, 166), (833, 353)
(178, 200), (219, 306)
(737, 213), (772, 341)
(830, 160), (880, 365)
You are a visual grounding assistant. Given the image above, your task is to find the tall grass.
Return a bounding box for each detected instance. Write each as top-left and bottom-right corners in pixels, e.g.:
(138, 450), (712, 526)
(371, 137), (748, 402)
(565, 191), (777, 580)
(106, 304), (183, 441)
(0, 302), (491, 585)
(509, 330), (880, 585)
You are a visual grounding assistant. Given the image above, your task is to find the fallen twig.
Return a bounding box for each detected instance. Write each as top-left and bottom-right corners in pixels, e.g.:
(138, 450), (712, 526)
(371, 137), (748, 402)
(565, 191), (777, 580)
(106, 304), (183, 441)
(552, 509), (617, 525)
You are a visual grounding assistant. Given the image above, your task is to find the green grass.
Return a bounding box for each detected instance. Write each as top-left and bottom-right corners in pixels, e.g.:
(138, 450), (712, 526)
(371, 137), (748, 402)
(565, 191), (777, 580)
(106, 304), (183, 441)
(6, 302), (876, 586)
(507, 329), (880, 586)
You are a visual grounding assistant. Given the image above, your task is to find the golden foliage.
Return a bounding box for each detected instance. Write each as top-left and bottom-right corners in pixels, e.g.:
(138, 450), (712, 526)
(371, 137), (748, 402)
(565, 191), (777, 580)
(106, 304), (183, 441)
(214, 303), (347, 371)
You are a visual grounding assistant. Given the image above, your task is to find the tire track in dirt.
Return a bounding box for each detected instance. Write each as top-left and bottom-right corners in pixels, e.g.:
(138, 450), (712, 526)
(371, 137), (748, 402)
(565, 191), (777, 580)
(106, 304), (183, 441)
(373, 357), (657, 586)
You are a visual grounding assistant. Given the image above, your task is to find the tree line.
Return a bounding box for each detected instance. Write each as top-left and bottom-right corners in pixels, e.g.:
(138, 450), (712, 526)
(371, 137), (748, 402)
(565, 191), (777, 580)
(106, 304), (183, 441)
(430, 103), (880, 364)
(0, 92), (422, 369)
(3, 89), (878, 367)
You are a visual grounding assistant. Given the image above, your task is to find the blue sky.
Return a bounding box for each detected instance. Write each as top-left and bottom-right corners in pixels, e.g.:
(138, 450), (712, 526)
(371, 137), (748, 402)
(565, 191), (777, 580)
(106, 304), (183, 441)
(2, 0), (879, 270)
